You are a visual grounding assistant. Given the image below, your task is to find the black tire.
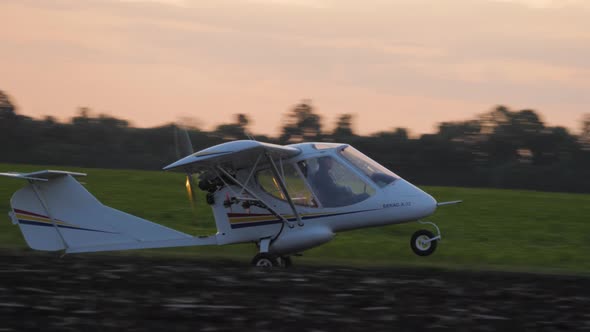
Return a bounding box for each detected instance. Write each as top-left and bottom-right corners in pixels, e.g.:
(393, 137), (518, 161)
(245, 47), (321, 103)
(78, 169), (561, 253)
(281, 256), (293, 268)
(410, 229), (437, 256)
(251, 253), (278, 268)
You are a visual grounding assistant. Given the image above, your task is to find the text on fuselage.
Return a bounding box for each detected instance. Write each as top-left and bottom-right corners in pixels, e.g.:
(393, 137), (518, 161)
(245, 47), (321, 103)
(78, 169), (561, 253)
(383, 201), (412, 208)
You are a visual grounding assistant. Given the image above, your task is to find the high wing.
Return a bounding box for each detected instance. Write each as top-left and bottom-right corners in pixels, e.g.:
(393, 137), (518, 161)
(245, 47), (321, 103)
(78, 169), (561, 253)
(164, 140), (305, 228)
(163, 140), (301, 172)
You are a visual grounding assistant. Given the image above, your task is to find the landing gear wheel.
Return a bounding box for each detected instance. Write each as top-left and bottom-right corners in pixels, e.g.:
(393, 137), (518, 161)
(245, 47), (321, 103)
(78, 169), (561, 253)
(411, 229), (438, 256)
(280, 256), (292, 268)
(251, 253), (278, 268)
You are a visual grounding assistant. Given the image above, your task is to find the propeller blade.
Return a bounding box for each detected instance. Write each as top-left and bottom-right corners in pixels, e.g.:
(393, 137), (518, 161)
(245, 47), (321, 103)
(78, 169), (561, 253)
(174, 125), (194, 159)
(173, 125), (199, 207)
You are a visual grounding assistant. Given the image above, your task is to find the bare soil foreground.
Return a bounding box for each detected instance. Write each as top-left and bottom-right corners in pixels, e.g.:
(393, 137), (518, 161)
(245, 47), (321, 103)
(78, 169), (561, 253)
(1, 251), (589, 331)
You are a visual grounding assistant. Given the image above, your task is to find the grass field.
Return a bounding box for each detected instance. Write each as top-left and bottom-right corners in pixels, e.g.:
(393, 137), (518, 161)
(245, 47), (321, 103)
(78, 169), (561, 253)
(1, 162), (589, 274)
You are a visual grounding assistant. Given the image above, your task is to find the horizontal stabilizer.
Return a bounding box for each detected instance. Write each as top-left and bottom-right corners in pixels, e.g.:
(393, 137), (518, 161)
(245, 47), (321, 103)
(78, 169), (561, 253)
(0, 170), (86, 182)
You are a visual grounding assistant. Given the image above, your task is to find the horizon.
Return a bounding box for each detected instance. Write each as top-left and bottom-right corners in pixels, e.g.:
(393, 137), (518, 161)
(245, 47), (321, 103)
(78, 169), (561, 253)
(1, 0), (589, 135)
(3, 94), (583, 137)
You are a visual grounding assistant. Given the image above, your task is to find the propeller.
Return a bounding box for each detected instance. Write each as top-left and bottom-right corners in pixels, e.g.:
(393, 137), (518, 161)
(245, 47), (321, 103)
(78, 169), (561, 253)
(174, 125), (198, 207)
(185, 173), (198, 206)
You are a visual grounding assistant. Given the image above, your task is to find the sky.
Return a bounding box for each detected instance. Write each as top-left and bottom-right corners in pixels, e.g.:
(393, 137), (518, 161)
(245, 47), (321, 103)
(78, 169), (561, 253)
(1, 0), (589, 136)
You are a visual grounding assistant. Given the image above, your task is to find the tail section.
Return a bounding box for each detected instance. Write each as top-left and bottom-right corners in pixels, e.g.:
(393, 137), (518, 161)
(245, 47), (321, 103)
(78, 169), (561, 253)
(4, 170), (208, 252)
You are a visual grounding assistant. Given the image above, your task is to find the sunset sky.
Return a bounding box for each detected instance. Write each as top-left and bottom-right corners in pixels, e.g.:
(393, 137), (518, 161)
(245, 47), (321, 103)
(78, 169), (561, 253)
(1, 0), (589, 136)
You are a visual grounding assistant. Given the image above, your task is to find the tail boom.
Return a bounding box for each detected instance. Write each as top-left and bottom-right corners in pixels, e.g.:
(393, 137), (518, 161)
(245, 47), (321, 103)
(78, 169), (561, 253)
(5, 170), (217, 253)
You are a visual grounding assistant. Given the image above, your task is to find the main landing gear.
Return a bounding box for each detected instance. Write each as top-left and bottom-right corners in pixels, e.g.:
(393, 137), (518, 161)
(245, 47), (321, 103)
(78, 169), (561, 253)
(410, 221), (441, 256)
(251, 253), (292, 268)
(252, 237), (293, 268)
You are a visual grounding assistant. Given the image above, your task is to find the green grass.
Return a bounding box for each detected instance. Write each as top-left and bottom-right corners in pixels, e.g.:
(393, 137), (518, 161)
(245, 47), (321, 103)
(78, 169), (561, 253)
(1, 163), (590, 274)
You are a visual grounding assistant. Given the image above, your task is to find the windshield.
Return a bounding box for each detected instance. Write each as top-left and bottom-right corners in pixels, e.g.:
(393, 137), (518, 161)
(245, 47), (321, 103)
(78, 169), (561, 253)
(298, 156), (375, 208)
(339, 146), (399, 187)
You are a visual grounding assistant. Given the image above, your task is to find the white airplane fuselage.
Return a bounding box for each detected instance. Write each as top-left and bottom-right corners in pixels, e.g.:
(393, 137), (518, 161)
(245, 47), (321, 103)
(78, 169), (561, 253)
(208, 143), (438, 255)
(4, 140), (445, 262)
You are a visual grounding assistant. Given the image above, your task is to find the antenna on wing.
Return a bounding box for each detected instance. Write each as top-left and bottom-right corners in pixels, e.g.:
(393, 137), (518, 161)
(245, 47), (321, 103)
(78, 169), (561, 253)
(245, 130), (257, 141)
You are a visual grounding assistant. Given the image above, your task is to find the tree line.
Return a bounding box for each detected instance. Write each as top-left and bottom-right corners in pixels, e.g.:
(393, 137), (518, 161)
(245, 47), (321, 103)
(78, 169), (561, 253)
(1, 90), (589, 193)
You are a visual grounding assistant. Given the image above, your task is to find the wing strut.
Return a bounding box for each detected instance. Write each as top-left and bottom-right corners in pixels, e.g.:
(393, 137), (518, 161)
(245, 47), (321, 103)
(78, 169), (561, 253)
(239, 153), (263, 196)
(215, 165), (292, 226)
(266, 153), (304, 227)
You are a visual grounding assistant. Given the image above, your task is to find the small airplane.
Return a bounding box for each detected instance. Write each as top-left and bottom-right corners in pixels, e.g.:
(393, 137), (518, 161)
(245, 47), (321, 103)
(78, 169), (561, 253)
(1, 137), (461, 267)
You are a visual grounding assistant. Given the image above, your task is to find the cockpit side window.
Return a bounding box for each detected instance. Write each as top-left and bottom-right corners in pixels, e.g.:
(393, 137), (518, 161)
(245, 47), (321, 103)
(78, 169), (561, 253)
(298, 156), (375, 208)
(339, 146), (399, 188)
(256, 163), (317, 207)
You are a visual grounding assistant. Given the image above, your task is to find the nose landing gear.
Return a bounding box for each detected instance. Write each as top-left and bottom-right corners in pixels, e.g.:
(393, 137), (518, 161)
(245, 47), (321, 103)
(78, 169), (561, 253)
(411, 221), (441, 256)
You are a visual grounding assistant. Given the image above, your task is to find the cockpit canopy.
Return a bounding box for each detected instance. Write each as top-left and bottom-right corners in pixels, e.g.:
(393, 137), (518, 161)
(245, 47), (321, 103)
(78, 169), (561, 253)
(339, 146), (399, 188)
(257, 144), (399, 208)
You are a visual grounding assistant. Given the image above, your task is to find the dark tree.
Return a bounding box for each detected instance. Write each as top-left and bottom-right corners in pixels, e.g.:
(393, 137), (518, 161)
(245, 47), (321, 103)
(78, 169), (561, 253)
(280, 100), (323, 143)
(214, 113), (251, 140)
(477, 106), (546, 164)
(0, 90), (16, 120)
(0, 89), (588, 192)
(581, 114), (590, 151)
(237, 114), (249, 128)
(332, 114), (355, 139)
(71, 107), (92, 126)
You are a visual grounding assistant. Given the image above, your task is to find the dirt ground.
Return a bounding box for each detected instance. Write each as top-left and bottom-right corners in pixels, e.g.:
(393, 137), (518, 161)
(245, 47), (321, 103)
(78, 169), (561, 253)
(0, 251), (589, 331)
